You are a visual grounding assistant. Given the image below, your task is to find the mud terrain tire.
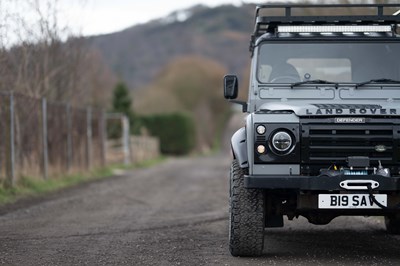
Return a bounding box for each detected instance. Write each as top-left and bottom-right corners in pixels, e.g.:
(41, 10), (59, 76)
(229, 160), (265, 256)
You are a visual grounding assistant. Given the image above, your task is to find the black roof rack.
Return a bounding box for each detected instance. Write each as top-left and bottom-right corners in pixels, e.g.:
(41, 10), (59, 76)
(250, 4), (400, 52)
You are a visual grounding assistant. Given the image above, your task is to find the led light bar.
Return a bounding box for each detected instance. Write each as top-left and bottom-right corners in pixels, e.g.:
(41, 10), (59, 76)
(277, 25), (392, 33)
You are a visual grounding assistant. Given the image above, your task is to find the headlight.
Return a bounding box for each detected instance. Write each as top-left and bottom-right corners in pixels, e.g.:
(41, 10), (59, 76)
(256, 125), (266, 135)
(271, 131), (292, 152)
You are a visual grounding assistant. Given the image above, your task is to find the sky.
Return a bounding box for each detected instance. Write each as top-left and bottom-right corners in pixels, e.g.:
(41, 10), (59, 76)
(59, 0), (269, 36)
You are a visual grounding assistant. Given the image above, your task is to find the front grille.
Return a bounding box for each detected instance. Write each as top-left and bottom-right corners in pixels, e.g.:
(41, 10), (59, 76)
(301, 120), (400, 175)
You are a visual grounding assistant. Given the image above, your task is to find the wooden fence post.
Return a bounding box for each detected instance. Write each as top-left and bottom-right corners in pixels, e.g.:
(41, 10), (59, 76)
(66, 104), (72, 172)
(122, 115), (131, 166)
(42, 98), (48, 180)
(86, 107), (92, 169)
(8, 92), (15, 187)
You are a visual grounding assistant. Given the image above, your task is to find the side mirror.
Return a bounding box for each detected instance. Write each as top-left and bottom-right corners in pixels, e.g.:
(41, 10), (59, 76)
(223, 75), (238, 99)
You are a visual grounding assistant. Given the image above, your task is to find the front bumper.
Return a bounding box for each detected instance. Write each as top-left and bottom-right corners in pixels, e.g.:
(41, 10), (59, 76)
(244, 174), (400, 191)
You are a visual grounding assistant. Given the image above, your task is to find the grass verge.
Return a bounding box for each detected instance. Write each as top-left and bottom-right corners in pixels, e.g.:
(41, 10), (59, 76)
(0, 156), (165, 206)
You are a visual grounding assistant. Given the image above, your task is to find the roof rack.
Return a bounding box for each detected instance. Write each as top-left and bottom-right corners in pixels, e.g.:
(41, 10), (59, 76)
(250, 4), (400, 52)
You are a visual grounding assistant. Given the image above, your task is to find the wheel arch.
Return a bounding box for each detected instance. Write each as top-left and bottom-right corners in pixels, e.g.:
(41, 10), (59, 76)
(231, 127), (249, 168)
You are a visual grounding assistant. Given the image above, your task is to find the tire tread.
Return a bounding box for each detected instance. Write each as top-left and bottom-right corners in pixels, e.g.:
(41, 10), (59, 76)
(229, 160), (265, 257)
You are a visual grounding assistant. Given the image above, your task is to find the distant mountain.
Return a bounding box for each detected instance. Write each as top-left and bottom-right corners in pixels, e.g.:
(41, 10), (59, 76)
(87, 4), (256, 89)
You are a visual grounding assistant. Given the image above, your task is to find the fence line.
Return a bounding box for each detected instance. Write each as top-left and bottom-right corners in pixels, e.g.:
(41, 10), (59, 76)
(0, 91), (158, 187)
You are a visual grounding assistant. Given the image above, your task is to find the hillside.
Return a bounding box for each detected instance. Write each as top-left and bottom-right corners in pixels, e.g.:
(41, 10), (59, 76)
(88, 4), (256, 89)
(88, 1), (399, 90)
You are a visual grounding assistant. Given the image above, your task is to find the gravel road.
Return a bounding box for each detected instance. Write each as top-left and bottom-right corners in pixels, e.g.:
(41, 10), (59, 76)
(1, 115), (400, 265)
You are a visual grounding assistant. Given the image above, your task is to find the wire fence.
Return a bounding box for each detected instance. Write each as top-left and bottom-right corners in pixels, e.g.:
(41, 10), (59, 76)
(0, 91), (139, 187)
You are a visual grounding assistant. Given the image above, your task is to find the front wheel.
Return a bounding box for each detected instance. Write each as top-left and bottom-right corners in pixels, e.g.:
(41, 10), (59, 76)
(229, 160), (265, 257)
(385, 215), (400, 234)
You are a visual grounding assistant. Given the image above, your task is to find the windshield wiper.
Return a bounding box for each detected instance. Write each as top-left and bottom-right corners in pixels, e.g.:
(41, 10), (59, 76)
(356, 78), (400, 88)
(291, 79), (338, 89)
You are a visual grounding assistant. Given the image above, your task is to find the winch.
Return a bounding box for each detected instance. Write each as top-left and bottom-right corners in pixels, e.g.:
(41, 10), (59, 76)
(319, 157), (391, 178)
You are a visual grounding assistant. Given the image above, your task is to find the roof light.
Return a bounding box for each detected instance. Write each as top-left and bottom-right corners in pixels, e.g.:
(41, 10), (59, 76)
(277, 25), (392, 33)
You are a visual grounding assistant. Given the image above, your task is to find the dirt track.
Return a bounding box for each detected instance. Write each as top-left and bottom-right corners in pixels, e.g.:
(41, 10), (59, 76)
(1, 115), (400, 265)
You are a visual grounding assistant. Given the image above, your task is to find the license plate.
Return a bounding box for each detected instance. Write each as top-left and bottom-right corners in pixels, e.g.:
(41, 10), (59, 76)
(318, 194), (387, 209)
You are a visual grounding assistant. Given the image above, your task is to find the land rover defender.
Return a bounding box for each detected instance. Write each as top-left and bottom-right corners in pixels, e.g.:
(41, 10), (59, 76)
(224, 4), (400, 256)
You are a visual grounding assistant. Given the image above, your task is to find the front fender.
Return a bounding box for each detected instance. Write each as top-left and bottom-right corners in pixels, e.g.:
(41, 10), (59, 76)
(231, 127), (248, 168)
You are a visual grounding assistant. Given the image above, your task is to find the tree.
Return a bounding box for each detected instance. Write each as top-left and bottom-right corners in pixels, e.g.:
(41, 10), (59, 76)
(110, 82), (137, 136)
(112, 82), (134, 117)
(0, 0), (115, 107)
(135, 56), (230, 152)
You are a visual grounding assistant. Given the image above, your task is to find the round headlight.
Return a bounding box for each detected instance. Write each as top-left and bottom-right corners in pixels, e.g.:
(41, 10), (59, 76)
(256, 125), (266, 135)
(272, 131), (292, 152)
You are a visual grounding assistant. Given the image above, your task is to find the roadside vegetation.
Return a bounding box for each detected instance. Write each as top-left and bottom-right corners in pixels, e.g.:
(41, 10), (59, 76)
(0, 157), (165, 205)
(135, 56), (231, 154)
(0, 1), (164, 203)
(0, 170), (111, 205)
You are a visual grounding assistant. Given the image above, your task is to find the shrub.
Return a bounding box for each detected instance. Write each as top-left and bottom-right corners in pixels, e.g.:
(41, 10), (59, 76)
(142, 113), (195, 155)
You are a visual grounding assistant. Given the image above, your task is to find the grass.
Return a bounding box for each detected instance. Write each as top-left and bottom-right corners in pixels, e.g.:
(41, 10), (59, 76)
(0, 157), (165, 206)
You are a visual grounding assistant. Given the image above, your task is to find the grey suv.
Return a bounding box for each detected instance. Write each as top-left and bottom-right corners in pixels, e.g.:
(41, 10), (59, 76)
(224, 4), (400, 256)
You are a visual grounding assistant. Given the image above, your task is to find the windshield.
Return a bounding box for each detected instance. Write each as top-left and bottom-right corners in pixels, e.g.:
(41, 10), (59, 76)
(257, 42), (400, 84)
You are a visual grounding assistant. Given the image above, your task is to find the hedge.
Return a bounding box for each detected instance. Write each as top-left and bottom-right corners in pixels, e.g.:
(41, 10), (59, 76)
(141, 113), (195, 155)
